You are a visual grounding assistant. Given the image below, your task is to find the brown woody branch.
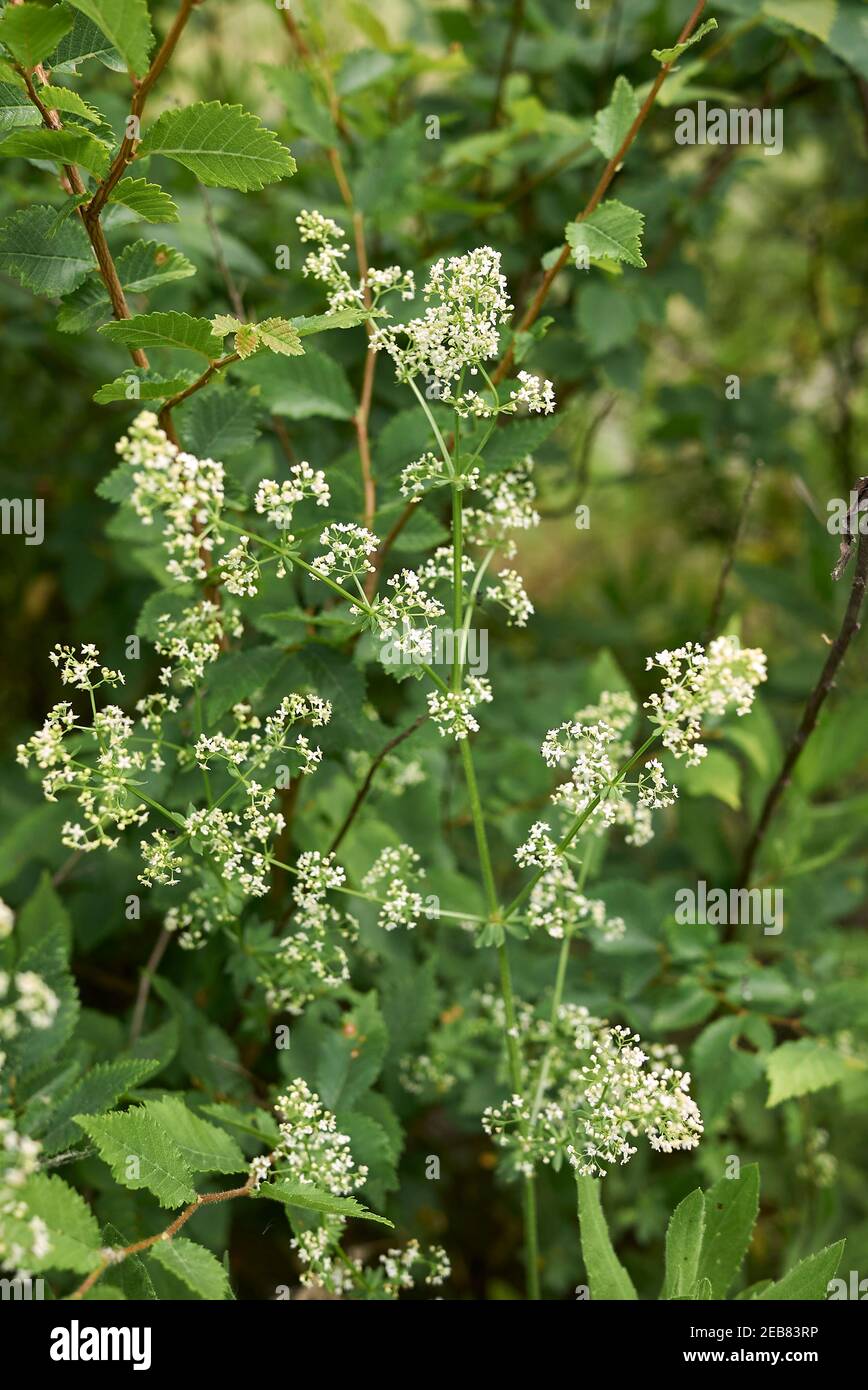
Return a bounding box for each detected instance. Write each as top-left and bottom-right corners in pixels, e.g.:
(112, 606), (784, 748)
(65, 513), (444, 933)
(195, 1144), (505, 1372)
(739, 509), (868, 886)
(330, 714), (428, 853)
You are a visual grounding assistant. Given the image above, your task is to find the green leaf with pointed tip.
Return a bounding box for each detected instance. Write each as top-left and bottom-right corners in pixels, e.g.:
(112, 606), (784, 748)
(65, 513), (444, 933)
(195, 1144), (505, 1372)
(36, 1058), (162, 1157)
(567, 200), (646, 269)
(93, 369), (194, 404)
(138, 100), (296, 191)
(50, 12), (125, 73)
(75, 1109), (198, 1208)
(237, 347), (355, 420)
(256, 316), (304, 356)
(64, 0), (154, 76)
(100, 310), (224, 356)
(766, 1038), (856, 1106)
(576, 1176), (638, 1300)
(0, 124), (111, 176)
(0, 1174), (102, 1274)
(652, 17), (718, 64)
(758, 1241), (845, 1300)
(696, 1164), (759, 1298)
(592, 75), (639, 159)
(149, 1236), (232, 1300)
(176, 385), (262, 457)
(292, 307), (371, 336)
(108, 176), (179, 223)
(0, 79), (41, 134)
(662, 1188), (705, 1298)
(252, 1180), (394, 1227)
(37, 85), (112, 137)
(0, 3), (74, 69)
(58, 240), (195, 332)
(141, 1096), (247, 1174)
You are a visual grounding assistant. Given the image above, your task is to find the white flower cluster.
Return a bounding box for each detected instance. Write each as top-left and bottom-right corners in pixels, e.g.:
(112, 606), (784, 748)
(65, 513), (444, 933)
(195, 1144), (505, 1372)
(116, 411), (225, 584)
(270, 1079), (368, 1195)
(362, 844), (433, 931)
(514, 820), (560, 869)
(368, 569), (446, 664)
(0, 900), (13, 942)
(510, 370), (556, 415)
(483, 1007), (702, 1179)
(17, 650), (152, 854)
(427, 676), (493, 740)
(0, 969), (60, 1059)
(313, 522), (379, 582)
(379, 1240), (451, 1295)
(540, 690), (670, 847)
(255, 464), (330, 538)
(372, 246), (512, 388)
(164, 882), (237, 951)
(266, 851), (355, 1014)
(154, 599), (243, 689)
(0, 1119), (50, 1272)
(485, 568), (534, 627)
(528, 865), (625, 943)
(463, 459), (540, 557)
(297, 208), (414, 313)
(644, 636), (767, 765)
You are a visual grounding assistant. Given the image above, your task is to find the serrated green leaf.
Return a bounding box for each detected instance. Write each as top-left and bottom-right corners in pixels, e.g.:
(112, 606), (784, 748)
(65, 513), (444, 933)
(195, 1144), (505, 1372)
(292, 307), (371, 336)
(37, 1058), (161, 1156)
(591, 75), (639, 159)
(64, 0), (154, 76)
(766, 1039), (855, 1107)
(141, 1096), (247, 1174)
(252, 1180), (393, 1226)
(176, 385), (262, 457)
(49, 11), (125, 72)
(0, 3), (74, 69)
(0, 124), (111, 176)
(138, 100), (296, 191)
(93, 368), (194, 404)
(238, 347), (355, 420)
(758, 1241), (845, 1300)
(0, 1174), (102, 1274)
(75, 1109), (198, 1208)
(662, 1188), (705, 1299)
(652, 17), (718, 64)
(262, 66), (337, 146)
(58, 239), (195, 332)
(567, 200), (646, 269)
(0, 79), (41, 134)
(576, 1176), (638, 1300)
(108, 176), (179, 223)
(38, 85), (112, 138)
(203, 646), (287, 722)
(697, 1164), (759, 1298)
(256, 316), (304, 357)
(100, 310), (224, 357)
(149, 1236), (232, 1299)
(0, 204), (95, 296)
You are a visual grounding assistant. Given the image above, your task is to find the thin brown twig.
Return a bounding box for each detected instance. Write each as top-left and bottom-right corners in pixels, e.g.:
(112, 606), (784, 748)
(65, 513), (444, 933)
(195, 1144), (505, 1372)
(69, 1176), (255, 1299)
(491, 0), (710, 386)
(704, 458), (762, 640)
(739, 524), (868, 886)
(330, 715), (428, 853)
(129, 926), (173, 1044)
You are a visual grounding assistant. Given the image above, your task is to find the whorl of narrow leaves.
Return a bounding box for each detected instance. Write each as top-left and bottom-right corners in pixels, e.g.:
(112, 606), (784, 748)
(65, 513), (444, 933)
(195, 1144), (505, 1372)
(0, 205), (95, 296)
(137, 100), (297, 191)
(567, 200), (647, 269)
(0, 2), (74, 70)
(64, 0), (154, 77)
